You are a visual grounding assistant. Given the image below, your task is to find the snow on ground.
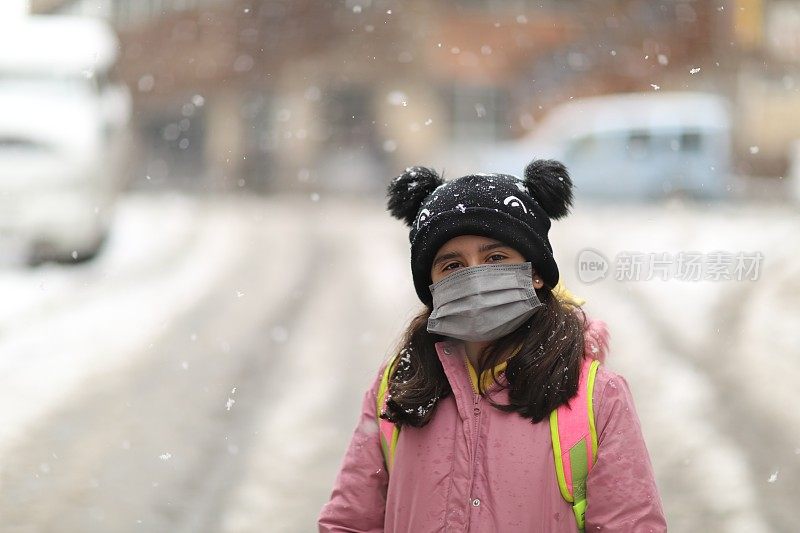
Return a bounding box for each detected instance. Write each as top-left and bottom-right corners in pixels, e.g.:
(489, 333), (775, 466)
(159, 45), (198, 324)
(619, 203), (800, 474)
(212, 197), (798, 532)
(0, 192), (253, 460)
(736, 248), (800, 453)
(1, 193), (795, 531)
(580, 279), (770, 532)
(556, 199), (800, 452)
(217, 199), (418, 533)
(554, 199), (800, 531)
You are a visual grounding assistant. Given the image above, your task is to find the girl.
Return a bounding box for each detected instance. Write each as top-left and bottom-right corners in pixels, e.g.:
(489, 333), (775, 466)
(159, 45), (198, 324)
(318, 160), (666, 532)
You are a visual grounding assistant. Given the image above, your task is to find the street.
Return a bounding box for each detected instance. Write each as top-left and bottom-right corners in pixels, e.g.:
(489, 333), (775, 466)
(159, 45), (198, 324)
(0, 192), (797, 533)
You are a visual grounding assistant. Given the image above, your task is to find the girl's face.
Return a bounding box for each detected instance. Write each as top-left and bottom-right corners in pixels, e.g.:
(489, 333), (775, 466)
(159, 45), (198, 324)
(430, 234), (545, 289)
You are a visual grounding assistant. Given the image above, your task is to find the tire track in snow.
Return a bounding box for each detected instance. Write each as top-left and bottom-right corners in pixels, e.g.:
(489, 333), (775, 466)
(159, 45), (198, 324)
(0, 197), (252, 461)
(556, 201), (792, 532)
(214, 199), (418, 533)
(0, 194), (204, 335)
(626, 261), (798, 532)
(171, 238), (328, 533)
(0, 197), (318, 532)
(583, 280), (771, 533)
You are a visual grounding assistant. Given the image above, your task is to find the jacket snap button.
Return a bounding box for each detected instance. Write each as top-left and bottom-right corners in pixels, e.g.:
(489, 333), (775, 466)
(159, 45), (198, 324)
(443, 347), (451, 355)
(473, 407), (480, 415)
(471, 498), (481, 507)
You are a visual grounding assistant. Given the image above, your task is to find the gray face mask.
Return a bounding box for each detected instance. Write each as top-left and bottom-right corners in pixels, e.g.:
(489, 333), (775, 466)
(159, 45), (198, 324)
(427, 262), (544, 342)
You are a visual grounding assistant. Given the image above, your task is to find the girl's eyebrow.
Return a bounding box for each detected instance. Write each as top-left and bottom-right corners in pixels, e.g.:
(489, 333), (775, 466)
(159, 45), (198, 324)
(432, 251), (461, 267)
(478, 241), (509, 253)
(433, 241), (509, 267)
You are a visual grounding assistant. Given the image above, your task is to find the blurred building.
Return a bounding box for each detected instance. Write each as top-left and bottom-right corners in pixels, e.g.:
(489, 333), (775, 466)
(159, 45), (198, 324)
(733, 0), (800, 178)
(31, 0), (800, 192)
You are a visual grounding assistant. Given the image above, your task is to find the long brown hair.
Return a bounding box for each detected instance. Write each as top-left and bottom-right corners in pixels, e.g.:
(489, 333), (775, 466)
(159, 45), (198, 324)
(382, 285), (586, 427)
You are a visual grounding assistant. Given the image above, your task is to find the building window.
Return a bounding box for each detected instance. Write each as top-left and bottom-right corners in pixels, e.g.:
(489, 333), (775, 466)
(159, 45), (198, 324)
(325, 86), (376, 147)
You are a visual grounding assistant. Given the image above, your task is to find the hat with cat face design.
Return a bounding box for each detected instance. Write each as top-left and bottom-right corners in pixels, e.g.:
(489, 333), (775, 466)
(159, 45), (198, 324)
(386, 159), (575, 306)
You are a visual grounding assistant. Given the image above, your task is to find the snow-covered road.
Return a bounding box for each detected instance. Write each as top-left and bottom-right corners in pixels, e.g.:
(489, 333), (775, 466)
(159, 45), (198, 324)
(554, 200), (799, 533)
(0, 193), (796, 532)
(0, 194), (252, 461)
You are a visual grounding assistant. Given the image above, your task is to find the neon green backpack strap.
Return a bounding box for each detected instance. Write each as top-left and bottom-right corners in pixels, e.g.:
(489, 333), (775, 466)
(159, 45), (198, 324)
(549, 358), (601, 532)
(376, 354), (401, 473)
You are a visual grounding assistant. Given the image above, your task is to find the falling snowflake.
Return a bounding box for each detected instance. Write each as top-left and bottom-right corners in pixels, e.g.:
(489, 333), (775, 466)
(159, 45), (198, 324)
(650, 84), (661, 91)
(159, 453), (172, 461)
(387, 91), (408, 107)
(690, 67), (701, 74)
(138, 74), (155, 92)
(768, 470), (779, 483)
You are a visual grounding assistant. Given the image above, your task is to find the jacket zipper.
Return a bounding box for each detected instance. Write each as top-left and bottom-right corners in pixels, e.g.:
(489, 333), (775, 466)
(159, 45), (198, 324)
(463, 356), (483, 461)
(471, 393), (482, 457)
(465, 356), (483, 526)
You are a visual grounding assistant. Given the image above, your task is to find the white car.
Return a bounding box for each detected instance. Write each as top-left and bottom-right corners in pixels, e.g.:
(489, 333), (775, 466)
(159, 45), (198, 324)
(481, 91), (733, 201)
(0, 16), (131, 265)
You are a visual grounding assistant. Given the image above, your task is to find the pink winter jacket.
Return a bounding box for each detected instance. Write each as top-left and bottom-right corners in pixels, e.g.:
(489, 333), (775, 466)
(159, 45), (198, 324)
(318, 317), (667, 532)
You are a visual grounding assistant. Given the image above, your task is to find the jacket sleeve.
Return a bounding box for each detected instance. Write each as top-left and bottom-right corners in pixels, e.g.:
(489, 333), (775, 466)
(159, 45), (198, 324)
(584, 369), (668, 532)
(318, 363), (389, 533)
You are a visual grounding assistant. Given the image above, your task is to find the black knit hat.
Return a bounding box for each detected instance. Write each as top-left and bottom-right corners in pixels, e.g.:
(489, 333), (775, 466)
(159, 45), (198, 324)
(387, 159), (574, 306)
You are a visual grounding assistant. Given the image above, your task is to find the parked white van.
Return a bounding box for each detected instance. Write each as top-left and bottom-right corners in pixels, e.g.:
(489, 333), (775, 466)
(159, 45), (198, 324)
(483, 92), (732, 201)
(0, 16), (131, 264)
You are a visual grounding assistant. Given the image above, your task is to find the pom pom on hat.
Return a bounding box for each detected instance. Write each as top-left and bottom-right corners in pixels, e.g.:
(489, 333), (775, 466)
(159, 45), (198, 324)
(387, 166), (444, 227)
(523, 159), (574, 220)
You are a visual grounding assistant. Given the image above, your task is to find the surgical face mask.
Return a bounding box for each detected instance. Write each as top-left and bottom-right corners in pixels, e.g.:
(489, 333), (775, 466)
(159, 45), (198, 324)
(427, 262), (544, 342)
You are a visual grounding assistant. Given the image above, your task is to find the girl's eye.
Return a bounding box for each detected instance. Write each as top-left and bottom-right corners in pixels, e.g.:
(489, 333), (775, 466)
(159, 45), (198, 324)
(442, 254), (506, 270)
